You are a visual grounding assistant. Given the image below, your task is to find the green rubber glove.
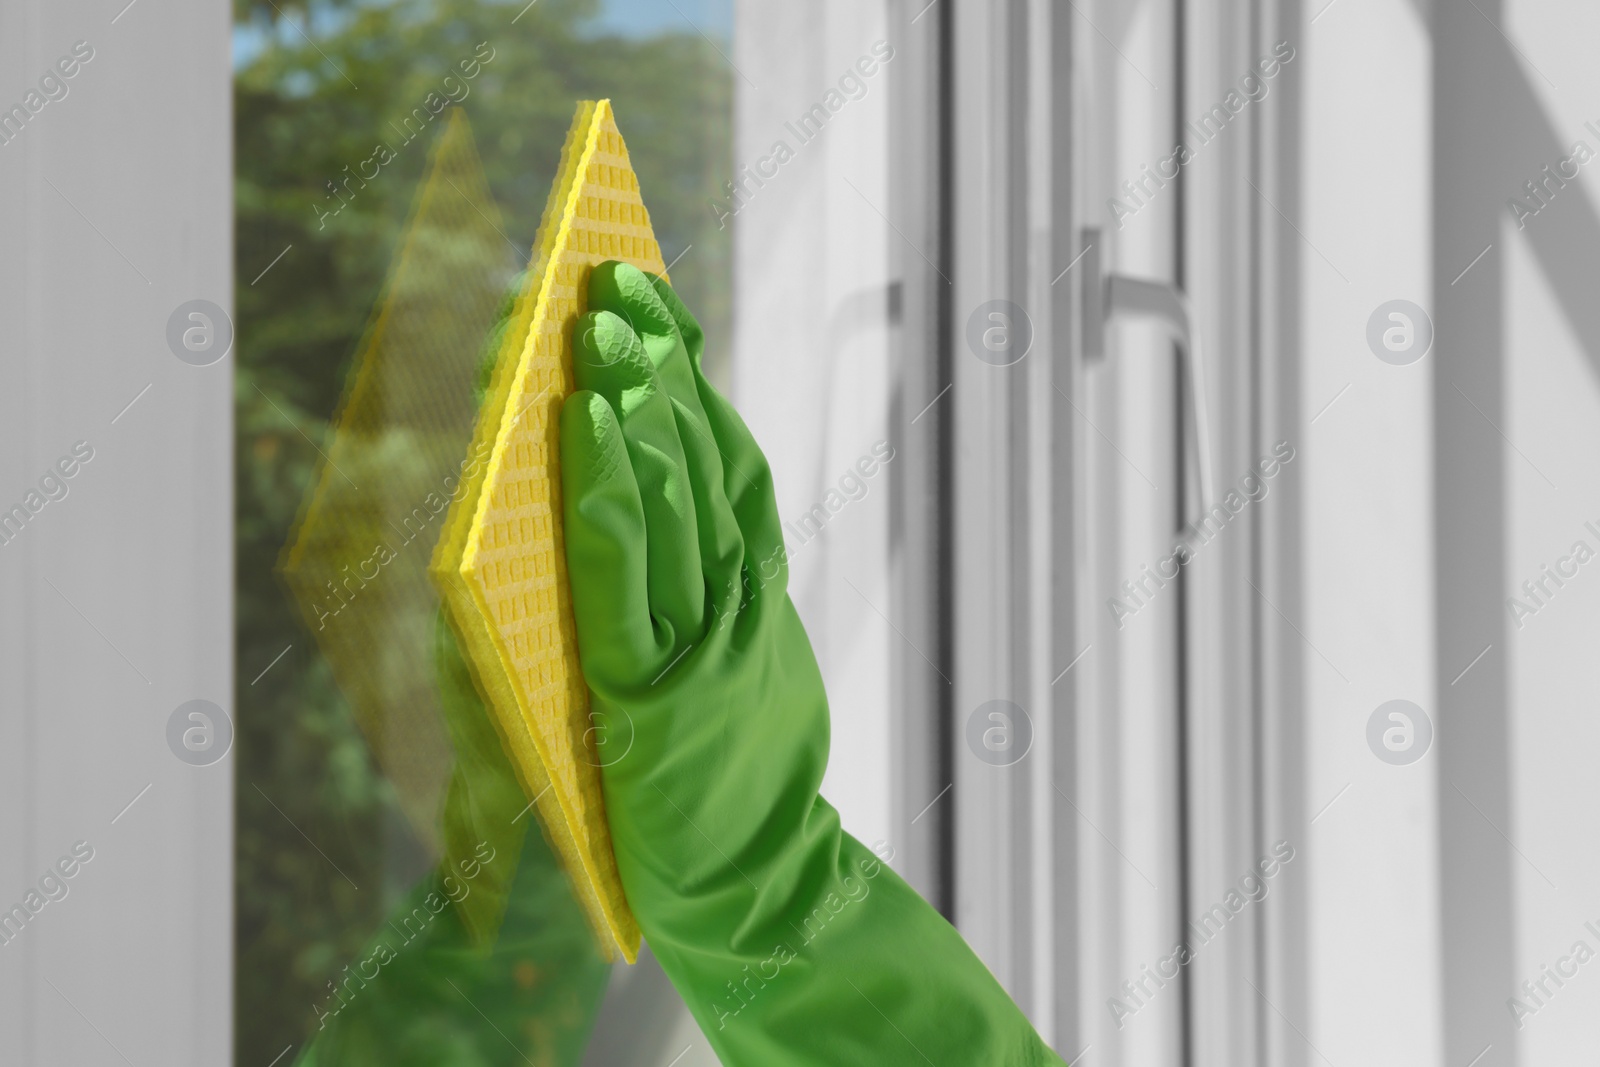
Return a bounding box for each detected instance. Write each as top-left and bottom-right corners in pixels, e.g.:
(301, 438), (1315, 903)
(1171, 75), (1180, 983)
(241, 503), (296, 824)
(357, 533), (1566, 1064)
(559, 261), (1066, 1066)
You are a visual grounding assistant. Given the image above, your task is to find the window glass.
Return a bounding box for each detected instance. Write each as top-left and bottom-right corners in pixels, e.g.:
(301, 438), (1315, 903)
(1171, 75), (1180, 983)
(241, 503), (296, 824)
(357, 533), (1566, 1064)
(234, 2), (731, 1062)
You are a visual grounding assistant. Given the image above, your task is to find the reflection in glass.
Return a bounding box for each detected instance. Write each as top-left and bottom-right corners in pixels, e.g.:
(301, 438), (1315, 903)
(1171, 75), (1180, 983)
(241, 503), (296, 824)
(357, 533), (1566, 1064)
(236, 2), (730, 1061)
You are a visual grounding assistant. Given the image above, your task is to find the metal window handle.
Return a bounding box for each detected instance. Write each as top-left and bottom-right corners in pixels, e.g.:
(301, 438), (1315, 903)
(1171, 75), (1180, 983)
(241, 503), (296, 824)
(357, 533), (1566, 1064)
(1079, 228), (1214, 531)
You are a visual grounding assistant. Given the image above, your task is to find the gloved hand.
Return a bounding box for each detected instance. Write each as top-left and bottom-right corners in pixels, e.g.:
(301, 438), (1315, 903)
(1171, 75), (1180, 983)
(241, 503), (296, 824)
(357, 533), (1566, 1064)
(560, 261), (1065, 1066)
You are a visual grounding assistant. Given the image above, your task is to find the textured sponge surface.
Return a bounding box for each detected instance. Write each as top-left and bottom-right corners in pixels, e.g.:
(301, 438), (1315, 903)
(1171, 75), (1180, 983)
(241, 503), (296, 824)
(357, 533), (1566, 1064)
(441, 99), (664, 963)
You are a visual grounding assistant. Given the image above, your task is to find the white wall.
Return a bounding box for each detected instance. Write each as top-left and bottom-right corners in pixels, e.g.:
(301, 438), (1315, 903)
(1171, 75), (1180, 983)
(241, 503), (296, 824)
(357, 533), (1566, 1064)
(1502, 2), (1600, 1059)
(0, 1), (233, 1064)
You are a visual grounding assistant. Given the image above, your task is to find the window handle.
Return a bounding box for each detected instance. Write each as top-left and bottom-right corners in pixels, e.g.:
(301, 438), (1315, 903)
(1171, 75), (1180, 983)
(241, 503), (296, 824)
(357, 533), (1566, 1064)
(1079, 228), (1215, 531)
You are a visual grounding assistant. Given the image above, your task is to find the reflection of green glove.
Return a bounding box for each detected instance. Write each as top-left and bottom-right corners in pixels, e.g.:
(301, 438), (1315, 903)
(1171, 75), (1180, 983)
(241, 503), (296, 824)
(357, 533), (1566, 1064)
(292, 609), (611, 1067)
(292, 815), (611, 1067)
(560, 262), (1064, 1066)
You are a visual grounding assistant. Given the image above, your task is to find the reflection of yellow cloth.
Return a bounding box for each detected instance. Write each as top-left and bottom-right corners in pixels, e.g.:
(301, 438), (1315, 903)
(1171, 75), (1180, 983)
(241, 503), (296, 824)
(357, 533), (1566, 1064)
(432, 100), (665, 963)
(280, 110), (511, 876)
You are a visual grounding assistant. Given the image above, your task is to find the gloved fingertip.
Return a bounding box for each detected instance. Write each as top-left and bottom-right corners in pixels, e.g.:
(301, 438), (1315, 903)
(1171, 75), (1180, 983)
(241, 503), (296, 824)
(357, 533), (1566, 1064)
(560, 389), (624, 474)
(590, 260), (675, 337)
(644, 272), (706, 362)
(574, 310), (634, 367)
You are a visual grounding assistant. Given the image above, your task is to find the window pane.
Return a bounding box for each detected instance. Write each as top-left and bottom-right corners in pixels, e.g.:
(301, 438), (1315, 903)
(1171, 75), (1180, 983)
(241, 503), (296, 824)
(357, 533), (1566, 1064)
(234, 3), (730, 1063)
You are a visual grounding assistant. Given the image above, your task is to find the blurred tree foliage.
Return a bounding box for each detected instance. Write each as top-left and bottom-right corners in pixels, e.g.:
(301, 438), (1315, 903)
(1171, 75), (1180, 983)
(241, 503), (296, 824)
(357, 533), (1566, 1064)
(235, 0), (730, 1059)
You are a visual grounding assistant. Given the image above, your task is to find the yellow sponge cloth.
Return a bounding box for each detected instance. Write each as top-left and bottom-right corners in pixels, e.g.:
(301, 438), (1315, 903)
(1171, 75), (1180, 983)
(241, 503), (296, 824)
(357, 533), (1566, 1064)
(431, 99), (665, 963)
